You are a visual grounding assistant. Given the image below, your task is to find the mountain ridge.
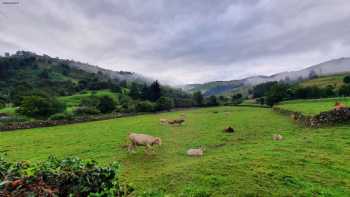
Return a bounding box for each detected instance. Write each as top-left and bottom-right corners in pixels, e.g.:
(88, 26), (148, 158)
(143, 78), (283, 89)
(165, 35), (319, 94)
(183, 57), (350, 96)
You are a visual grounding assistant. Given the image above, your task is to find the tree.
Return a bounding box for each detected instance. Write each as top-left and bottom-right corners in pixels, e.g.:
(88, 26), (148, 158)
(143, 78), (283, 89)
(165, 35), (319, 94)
(308, 70), (318, 79)
(252, 81), (278, 98)
(156, 97), (174, 111)
(343, 76), (350, 84)
(129, 82), (141, 100)
(149, 81), (162, 102)
(17, 96), (65, 118)
(97, 96), (116, 113)
(193, 91), (204, 106)
(39, 69), (50, 79)
(339, 85), (350, 96)
(231, 93), (243, 105)
(265, 83), (290, 106)
(140, 84), (150, 100)
(135, 101), (155, 112)
(206, 95), (219, 106)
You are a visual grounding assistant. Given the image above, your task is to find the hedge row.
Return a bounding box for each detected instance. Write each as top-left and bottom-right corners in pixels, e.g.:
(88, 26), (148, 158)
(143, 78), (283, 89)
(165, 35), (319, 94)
(273, 107), (350, 127)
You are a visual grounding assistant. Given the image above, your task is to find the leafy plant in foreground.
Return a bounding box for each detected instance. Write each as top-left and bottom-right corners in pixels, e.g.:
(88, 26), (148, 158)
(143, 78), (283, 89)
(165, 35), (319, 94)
(0, 156), (132, 196)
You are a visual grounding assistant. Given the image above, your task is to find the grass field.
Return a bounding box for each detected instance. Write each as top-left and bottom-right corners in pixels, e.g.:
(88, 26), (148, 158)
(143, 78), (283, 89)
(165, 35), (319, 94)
(58, 90), (120, 112)
(276, 97), (350, 116)
(300, 73), (349, 89)
(0, 106), (349, 196)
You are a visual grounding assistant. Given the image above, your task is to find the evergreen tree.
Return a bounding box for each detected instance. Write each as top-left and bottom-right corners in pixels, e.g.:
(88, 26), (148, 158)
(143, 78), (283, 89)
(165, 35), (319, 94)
(149, 81), (162, 102)
(129, 82), (141, 99)
(193, 91), (204, 106)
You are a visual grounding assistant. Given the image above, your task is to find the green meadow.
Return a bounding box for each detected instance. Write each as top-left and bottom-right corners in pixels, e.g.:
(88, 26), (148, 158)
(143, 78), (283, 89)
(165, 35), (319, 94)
(0, 106), (349, 196)
(276, 97), (350, 116)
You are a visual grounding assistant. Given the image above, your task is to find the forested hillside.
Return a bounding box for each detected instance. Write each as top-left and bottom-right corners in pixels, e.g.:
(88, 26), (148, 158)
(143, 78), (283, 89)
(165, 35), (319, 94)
(0, 51), (194, 124)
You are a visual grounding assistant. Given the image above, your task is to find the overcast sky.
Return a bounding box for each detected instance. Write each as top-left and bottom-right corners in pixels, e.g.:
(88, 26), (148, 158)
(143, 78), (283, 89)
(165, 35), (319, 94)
(1, 0), (350, 84)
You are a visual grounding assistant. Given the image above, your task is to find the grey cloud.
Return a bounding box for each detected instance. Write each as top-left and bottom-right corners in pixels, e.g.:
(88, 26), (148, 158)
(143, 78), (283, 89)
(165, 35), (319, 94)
(0, 0), (349, 84)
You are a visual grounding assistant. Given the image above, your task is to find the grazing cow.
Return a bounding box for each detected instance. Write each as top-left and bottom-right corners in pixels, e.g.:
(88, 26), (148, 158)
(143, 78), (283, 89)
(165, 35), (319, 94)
(168, 119), (185, 125)
(187, 148), (204, 156)
(160, 118), (169, 124)
(335, 102), (346, 110)
(272, 134), (283, 141)
(128, 133), (161, 152)
(224, 126), (235, 133)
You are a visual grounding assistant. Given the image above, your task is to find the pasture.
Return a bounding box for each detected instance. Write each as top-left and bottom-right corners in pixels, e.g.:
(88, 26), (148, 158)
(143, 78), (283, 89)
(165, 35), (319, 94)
(300, 73), (349, 89)
(0, 106), (349, 196)
(276, 97), (350, 116)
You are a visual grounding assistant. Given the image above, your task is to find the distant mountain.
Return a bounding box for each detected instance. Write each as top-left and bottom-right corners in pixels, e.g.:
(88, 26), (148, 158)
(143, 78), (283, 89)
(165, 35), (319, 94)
(184, 57), (350, 96)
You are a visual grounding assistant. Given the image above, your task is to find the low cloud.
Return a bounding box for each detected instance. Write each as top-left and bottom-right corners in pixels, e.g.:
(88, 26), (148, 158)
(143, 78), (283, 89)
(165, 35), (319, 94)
(0, 0), (349, 84)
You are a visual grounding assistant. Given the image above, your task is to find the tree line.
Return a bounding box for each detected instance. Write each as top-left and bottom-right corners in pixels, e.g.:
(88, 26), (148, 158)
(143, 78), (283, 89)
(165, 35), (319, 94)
(252, 76), (350, 106)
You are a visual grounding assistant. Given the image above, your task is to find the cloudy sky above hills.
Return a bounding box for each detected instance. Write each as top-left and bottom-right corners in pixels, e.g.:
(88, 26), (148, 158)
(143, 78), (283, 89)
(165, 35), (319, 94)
(1, 0), (350, 84)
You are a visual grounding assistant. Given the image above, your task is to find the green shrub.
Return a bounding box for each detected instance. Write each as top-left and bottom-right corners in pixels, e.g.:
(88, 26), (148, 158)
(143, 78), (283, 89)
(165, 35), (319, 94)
(156, 97), (174, 111)
(49, 112), (74, 120)
(97, 96), (116, 113)
(174, 98), (193, 108)
(206, 96), (219, 106)
(17, 95), (66, 119)
(135, 101), (156, 112)
(73, 107), (100, 116)
(0, 156), (132, 196)
(79, 95), (100, 108)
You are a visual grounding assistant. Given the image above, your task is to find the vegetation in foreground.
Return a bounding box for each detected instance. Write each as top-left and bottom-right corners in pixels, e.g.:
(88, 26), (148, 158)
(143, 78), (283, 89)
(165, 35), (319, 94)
(0, 106), (349, 196)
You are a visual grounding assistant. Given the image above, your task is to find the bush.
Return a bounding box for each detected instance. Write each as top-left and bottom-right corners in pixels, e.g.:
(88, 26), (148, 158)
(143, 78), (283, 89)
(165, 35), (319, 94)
(49, 112), (74, 120)
(74, 107), (100, 116)
(343, 76), (350, 84)
(156, 97), (174, 111)
(231, 93), (243, 105)
(135, 101), (156, 112)
(97, 96), (116, 114)
(339, 85), (350, 96)
(79, 95), (100, 108)
(174, 98), (193, 108)
(0, 156), (132, 196)
(0, 99), (5, 109)
(206, 96), (219, 106)
(17, 96), (65, 119)
(193, 91), (204, 106)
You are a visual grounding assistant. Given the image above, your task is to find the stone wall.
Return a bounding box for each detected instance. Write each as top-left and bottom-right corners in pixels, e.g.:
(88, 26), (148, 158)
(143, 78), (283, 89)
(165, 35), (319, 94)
(0, 113), (136, 132)
(273, 107), (350, 127)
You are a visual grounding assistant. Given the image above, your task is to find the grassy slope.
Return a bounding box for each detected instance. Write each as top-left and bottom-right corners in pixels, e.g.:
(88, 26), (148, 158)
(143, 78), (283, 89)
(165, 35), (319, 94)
(300, 73), (349, 89)
(58, 90), (120, 112)
(276, 97), (350, 116)
(0, 106), (349, 196)
(0, 90), (119, 115)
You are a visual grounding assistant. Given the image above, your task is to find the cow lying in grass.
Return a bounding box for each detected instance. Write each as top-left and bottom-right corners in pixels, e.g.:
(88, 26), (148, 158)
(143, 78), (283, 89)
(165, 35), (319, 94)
(187, 148), (204, 156)
(168, 119), (185, 126)
(272, 134), (283, 141)
(335, 101), (347, 110)
(160, 118), (169, 124)
(128, 133), (162, 152)
(224, 126), (235, 133)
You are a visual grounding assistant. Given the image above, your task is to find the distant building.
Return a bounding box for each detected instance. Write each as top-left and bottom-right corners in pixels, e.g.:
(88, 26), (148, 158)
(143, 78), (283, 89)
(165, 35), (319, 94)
(4, 52), (10, 57)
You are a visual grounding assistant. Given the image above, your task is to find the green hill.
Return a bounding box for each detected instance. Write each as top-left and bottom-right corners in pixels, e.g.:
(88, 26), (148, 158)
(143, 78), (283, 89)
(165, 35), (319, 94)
(300, 73), (350, 89)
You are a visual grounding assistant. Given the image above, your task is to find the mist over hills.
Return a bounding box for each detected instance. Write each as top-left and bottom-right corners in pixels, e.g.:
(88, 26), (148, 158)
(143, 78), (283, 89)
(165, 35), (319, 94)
(184, 57), (350, 96)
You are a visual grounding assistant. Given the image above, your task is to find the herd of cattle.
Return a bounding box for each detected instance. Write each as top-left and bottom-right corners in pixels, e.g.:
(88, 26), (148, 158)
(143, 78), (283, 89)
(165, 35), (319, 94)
(127, 112), (284, 156)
